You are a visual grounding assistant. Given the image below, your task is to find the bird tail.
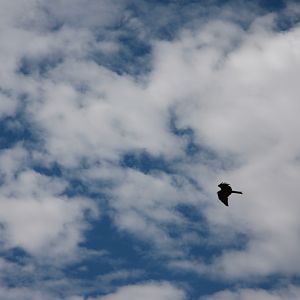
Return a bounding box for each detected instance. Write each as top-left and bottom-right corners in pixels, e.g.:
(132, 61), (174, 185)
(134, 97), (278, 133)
(232, 191), (242, 194)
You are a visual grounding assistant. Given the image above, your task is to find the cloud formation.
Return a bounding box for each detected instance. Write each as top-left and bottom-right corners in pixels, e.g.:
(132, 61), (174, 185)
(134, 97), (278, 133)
(201, 285), (300, 300)
(1, 0), (300, 299)
(93, 282), (185, 300)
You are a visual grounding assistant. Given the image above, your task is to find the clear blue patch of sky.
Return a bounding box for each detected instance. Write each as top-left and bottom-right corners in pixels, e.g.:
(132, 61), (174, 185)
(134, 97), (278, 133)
(0, 247), (29, 264)
(33, 162), (63, 178)
(0, 115), (38, 150)
(120, 151), (173, 174)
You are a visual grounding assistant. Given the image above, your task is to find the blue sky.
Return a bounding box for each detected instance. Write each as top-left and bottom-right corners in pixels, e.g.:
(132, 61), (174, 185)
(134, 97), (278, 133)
(1, 0), (300, 299)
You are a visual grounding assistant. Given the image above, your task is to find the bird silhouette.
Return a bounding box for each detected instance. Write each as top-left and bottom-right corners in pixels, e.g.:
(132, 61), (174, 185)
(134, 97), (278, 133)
(217, 182), (242, 206)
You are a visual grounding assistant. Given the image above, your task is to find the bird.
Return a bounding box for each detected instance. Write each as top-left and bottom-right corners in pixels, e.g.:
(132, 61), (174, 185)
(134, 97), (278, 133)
(217, 182), (242, 206)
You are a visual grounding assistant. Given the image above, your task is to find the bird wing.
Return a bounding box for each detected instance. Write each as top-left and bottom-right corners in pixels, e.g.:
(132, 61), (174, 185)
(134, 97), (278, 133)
(217, 191), (229, 206)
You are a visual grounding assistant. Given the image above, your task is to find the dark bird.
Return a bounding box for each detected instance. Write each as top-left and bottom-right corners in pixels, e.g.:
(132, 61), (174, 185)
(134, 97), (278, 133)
(217, 182), (242, 206)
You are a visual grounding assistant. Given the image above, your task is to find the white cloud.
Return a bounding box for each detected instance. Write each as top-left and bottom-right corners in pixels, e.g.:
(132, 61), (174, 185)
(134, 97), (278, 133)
(0, 284), (89, 300)
(105, 166), (205, 257)
(94, 270), (146, 294)
(42, 0), (126, 29)
(200, 285), (300, 300)
(143, 15), (300, 279)
(0, 146), (97, 259)
(2, 0), (300, 297)
(29, 62), (182, 166)
(4, 0), (299, 281)
(0, 286), (56, 300)
(0, 91), (18, 118)
(91, 282), (185, 300)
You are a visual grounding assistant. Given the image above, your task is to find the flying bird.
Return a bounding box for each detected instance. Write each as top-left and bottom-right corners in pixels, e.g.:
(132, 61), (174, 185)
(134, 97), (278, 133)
(217, 182), (242, 206)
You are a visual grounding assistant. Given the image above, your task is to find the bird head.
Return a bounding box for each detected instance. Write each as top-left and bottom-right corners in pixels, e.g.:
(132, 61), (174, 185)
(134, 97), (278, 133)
(218, 182), (230, 188)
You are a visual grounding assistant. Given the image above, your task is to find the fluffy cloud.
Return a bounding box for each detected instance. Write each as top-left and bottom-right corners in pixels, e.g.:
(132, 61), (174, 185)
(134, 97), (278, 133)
(3, 0), (300, 280)
(0, 146), (97, 258)
(200, 286), (300, 300)
(109, 168), (203, 255)
(91, 282), (185, 300)
(0, 286), (56, 300)
(29, 61), (182, 166)
(1, 0), (300, 298)
(145, 14), (300, 279)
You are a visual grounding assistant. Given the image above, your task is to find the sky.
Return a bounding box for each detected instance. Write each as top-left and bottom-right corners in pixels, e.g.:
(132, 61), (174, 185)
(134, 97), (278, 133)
(0, 0), (300, 299)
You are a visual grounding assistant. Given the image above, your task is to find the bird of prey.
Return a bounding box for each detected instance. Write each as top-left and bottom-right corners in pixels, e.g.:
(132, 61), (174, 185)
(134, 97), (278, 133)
(217, 182), (242, 206)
